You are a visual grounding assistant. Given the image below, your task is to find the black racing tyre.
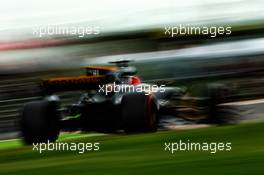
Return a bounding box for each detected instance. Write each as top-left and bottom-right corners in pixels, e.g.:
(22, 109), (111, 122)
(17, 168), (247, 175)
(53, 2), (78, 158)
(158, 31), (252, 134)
(21, 100), (61, 144)
(121, 93), (158, 133)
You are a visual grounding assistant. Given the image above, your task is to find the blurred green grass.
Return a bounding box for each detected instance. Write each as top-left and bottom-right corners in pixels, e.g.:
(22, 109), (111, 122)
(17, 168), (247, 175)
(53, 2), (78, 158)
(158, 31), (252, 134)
(0, 122), (264, 175)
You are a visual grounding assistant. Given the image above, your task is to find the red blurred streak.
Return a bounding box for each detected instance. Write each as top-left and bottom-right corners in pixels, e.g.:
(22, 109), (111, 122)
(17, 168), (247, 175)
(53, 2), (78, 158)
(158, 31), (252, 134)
(0, 39), (77, 51)
(129, 76), (142, 85)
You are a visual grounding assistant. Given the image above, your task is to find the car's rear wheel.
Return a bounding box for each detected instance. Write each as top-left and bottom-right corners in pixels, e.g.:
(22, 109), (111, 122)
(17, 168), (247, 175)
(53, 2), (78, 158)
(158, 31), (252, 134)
(121, 93), (158, 133)
(21, 100), (61, 144)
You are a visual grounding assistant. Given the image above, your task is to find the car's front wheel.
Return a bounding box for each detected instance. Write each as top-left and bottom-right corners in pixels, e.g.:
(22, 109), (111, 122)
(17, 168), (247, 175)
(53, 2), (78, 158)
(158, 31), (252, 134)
(21, 100), (61, 144)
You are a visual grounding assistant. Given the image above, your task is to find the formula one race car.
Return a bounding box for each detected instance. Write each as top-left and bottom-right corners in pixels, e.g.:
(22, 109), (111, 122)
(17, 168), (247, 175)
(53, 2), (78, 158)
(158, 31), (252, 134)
(20, 60), (238, 144)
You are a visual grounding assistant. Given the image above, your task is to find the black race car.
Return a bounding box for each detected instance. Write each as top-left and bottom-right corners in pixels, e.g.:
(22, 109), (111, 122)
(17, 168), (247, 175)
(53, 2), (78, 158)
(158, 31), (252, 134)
(21, 60), (238, 144)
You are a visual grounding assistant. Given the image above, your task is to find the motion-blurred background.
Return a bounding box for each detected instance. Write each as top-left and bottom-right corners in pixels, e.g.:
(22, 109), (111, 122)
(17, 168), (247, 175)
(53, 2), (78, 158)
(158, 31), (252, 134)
(0, 0), (264, 136)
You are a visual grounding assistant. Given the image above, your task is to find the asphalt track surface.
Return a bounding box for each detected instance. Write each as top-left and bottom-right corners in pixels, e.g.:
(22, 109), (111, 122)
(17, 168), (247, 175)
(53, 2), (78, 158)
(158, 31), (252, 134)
(158, 98), (264, 129)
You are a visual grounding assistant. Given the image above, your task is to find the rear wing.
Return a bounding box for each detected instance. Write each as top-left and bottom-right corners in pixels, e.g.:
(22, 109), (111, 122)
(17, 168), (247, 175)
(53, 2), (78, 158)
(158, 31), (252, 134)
(42, 75), (106, 94)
